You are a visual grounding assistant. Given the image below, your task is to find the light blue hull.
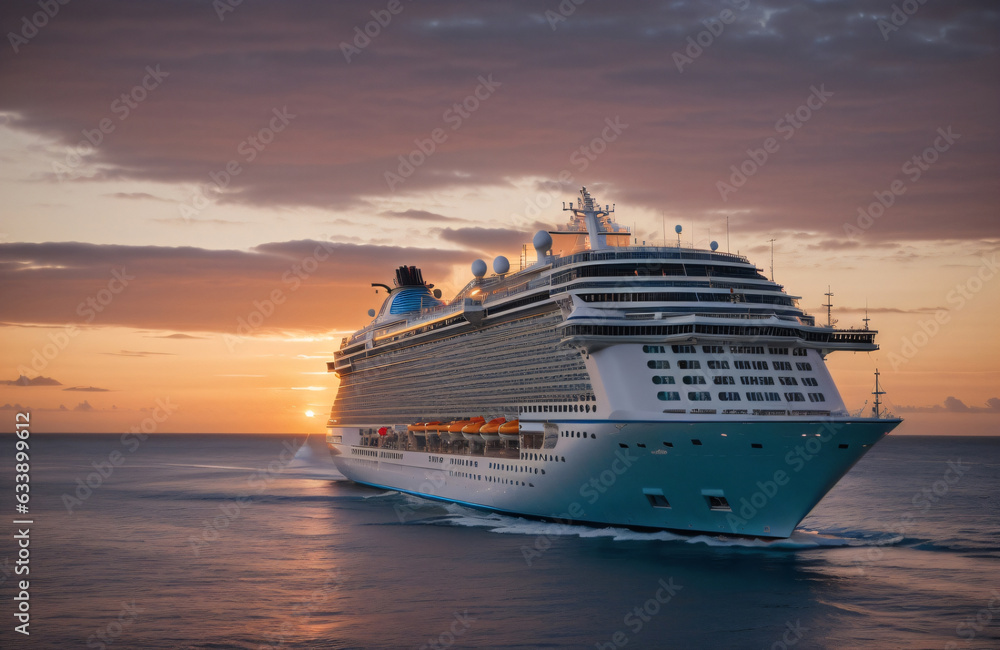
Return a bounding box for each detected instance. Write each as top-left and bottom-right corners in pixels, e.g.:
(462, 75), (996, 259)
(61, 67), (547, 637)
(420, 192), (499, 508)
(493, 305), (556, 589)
(329, 417), (899, 538)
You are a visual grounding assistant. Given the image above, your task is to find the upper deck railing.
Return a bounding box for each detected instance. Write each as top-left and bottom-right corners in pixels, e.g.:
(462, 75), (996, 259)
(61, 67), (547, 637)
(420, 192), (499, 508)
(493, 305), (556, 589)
(550, 247), (750, 268)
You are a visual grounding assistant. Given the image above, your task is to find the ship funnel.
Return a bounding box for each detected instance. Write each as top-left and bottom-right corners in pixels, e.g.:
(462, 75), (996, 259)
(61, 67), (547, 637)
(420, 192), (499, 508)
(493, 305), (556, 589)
(394, 265), (425, 287)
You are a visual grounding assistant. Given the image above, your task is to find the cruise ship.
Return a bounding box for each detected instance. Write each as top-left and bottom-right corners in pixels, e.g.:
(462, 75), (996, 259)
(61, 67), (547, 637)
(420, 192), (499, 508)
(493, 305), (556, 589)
(325, 187), (901, 538)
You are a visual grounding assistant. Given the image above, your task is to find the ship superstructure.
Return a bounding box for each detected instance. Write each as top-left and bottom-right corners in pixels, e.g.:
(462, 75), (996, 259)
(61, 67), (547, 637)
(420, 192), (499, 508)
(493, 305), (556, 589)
(325, 187), (900, 538)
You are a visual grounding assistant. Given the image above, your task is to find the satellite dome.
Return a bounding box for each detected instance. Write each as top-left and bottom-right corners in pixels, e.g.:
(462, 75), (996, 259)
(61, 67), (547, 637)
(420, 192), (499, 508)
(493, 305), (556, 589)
(471, 259), (487, 279)
(533, 230), (553, 257)
(674, 225), (683, 234)
(710, 241), (719, 251)
(493, 256), (510, 274)
(367, 308), (376, 317)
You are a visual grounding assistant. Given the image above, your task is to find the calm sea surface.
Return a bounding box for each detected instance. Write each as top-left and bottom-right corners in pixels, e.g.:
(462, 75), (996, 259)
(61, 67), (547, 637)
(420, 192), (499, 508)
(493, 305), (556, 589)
(1, 433), (997, 649)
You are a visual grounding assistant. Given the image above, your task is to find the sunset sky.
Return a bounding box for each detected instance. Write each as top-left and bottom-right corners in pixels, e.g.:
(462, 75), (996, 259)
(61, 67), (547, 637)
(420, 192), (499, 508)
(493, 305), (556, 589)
(0, 1), (997, 434)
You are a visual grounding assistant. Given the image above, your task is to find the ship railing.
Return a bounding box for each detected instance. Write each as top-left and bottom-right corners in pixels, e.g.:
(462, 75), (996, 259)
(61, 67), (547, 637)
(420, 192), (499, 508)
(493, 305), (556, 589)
(550, 247), (750, 269)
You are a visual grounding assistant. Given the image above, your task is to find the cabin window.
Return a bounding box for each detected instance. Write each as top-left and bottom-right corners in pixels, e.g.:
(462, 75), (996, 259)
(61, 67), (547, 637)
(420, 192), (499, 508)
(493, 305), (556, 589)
(647, 360), (671, 369)
(678, 360), (701, 369)
(784, 392), (805, 402)
(702, 345), (725, 354)
(645, 493), (671, 509)
(808, 393), (826, 402)
(713, 376), (735, 385)
(773, 361), (792, 371)
(796, 362), (813, 371)
(672, 344), (696, 353)
(707, 496), (731, 511)
(802, 377), (819, 386)
(688, 391), (712, 401)
(779, 377), (798, 386)
(657, 391), (681, 401)
(708, 360), (730, 369)
(652, 376), (676, 385)
(718, 392), (741, 401)
(682, 376), (706, 385)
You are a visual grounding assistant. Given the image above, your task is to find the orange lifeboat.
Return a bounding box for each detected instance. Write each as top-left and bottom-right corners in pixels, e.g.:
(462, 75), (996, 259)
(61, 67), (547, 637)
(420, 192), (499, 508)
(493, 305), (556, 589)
(422, 421), (443, 437)
(479, 417), (506, 442)
(498, 419), (520, 441)
(461, 417), (488, 443)
(407, 422), (426, 436)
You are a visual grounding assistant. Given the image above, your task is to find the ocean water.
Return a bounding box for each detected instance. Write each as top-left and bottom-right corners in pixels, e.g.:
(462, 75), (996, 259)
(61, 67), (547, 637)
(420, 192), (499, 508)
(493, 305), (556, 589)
(1, 433), (998, 649)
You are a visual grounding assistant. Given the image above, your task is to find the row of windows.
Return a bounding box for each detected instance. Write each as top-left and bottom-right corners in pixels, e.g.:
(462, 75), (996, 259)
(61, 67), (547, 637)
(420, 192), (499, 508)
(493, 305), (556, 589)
(648, 360), (671, 369)
(678, 360), (700, 369)
(796, 362), (813, 371)
(645, 344), (814, 361)
(523, 403), (597, 413)
(735, 360), (769, 370)
(708, 360), (729, 369)
(655, 391), (822, 402)
(741, 376), (775, 385)
(654, 374), (822, 388)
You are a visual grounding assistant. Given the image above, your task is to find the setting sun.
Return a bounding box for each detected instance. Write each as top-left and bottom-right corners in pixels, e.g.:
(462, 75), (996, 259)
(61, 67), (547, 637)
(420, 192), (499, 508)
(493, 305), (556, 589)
(305, 410), (315, 418)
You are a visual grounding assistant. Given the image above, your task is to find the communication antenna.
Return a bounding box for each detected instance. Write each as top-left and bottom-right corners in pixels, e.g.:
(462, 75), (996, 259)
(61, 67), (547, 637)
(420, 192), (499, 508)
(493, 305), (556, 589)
(822, 285), (837, 327)
(726, 216), (730, 253)
(661, 211), (666, 247)
(862, 300), (871, 331)
(872, 368), (885, 418)
(675, 224), (682, 247)
(767, 238), (776, 281)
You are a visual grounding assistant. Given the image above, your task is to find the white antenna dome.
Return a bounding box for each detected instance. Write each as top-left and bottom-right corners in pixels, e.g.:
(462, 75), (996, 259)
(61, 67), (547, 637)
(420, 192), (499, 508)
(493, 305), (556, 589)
(471, 259), (487, 279)
(493, 256), (510, 274)
(533, 230), (553, 258)
(674, 224), (683, 234)
(710, 240), (719, 251)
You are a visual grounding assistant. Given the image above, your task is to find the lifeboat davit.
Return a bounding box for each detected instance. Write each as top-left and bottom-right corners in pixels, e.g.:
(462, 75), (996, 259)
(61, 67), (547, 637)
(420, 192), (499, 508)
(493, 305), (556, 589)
(407, 422), (426, 436)
(498, 419), (520, 441)
(479, 417), (506, 442)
